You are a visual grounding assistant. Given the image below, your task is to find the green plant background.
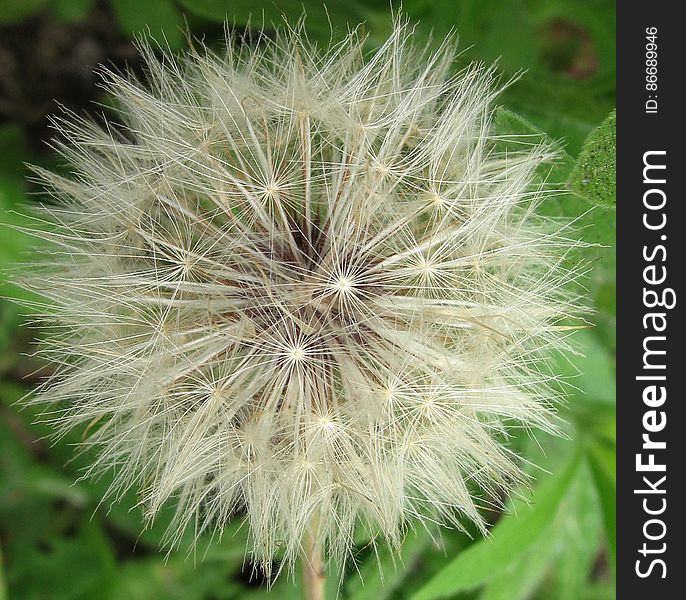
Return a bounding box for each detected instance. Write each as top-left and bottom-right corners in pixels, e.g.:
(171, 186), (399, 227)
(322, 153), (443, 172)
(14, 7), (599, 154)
(0, 1), (615, 599)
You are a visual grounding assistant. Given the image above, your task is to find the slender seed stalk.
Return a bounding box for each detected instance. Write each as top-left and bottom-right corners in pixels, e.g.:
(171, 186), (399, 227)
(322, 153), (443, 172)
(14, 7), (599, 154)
(302, 525), (326, 600)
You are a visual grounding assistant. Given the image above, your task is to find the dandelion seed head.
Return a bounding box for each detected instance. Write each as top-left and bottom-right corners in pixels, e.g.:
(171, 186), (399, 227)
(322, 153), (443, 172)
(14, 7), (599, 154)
(20, 19), (582, 576)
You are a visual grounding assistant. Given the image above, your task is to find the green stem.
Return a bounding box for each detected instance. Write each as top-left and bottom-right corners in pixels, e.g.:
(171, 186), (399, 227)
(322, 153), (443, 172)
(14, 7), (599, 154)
(302, 525), (325, 600)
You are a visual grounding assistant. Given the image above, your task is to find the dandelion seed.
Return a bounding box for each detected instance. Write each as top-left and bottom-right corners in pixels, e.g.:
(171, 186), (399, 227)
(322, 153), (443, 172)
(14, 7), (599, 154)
(17, 17), (583, 591)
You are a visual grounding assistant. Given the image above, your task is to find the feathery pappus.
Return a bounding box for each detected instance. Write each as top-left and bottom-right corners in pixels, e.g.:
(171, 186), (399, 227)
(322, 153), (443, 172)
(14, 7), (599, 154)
(18, 19), (583, 577)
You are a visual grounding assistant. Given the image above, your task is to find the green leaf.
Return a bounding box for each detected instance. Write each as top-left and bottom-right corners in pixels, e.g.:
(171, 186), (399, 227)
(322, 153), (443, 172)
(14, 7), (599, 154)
(553, 329), (615, 407)
(111, 0), (186, 49)
(580, 581), (616, 600)
(552, 462), (604, 600)
(478, 461), (602, 600)
(477, 523), (558, 600)
(569, 110), (616, 207)
(347, 530), (431, 600)
(411, 454), (581, 600)
(588, 439), (616, 574)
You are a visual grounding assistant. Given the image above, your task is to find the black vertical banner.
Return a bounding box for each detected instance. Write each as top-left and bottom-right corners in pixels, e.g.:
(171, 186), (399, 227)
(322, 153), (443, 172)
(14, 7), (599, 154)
(617, 2), (683, 596)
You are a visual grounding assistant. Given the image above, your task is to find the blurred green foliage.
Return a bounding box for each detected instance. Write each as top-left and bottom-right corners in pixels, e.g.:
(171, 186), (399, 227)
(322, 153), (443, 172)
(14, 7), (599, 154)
(0, 1), (615, 599)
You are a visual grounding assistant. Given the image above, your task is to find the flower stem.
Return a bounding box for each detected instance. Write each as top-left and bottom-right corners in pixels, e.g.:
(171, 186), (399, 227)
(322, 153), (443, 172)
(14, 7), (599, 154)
(302, 527), (325, 600)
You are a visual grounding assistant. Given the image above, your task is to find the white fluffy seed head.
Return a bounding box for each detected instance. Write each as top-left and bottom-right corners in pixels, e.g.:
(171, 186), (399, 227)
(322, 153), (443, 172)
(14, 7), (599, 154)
(19, 20), (583, 575)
